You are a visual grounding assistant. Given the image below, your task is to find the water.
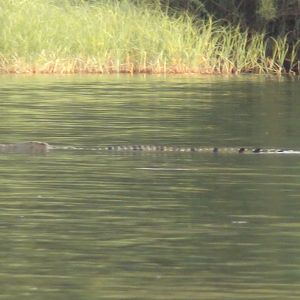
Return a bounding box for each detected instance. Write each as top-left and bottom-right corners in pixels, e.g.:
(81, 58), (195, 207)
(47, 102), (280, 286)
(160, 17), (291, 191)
(0, 74), (300, 299)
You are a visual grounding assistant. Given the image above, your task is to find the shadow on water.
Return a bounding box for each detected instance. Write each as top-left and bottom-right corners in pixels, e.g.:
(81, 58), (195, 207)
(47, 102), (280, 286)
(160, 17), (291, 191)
(1, 75), (300, 299)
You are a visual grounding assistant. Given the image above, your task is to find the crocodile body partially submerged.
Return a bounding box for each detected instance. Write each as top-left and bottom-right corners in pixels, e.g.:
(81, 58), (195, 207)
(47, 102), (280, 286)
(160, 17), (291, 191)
(0, 141), (298, 154)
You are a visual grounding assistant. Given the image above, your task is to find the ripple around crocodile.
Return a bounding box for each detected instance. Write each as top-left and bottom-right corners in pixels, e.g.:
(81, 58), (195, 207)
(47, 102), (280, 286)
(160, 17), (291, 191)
(0, 141), (300, 155)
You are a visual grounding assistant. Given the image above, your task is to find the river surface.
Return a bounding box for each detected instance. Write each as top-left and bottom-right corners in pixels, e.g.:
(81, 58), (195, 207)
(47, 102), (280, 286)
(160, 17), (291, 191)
(0, 74), (300, 299)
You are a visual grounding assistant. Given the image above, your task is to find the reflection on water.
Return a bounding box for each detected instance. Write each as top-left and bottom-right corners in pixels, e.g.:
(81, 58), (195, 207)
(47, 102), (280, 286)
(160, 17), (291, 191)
(1, 75), (300, 299)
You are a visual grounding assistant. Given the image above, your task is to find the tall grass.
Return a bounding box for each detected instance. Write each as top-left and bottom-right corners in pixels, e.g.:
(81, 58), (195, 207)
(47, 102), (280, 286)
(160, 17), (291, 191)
(0, 0), (298, 74)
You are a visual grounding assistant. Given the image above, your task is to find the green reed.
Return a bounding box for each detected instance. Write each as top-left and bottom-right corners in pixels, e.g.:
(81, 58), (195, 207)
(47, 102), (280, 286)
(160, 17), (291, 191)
(0, 0), (297, 74)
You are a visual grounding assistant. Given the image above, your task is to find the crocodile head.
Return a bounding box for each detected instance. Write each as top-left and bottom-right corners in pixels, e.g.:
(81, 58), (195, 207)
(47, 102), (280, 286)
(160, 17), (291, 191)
(3, 141), (50, 154)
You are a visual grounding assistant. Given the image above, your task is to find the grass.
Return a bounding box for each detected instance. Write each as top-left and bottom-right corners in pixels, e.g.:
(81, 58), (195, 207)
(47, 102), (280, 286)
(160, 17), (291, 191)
(0, 0), (298, 74)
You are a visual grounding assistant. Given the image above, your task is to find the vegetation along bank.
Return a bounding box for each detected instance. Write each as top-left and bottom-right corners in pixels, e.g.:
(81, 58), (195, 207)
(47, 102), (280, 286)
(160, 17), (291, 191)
(0, 0), (299, 75)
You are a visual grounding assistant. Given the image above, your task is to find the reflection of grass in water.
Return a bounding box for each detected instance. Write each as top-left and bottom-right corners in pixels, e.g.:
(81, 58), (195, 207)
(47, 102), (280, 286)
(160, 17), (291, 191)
(0, 0), (297, 75)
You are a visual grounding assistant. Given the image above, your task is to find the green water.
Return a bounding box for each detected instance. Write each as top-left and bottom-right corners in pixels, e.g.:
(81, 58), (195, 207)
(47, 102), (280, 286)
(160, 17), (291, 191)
(1, 75), (300, 299)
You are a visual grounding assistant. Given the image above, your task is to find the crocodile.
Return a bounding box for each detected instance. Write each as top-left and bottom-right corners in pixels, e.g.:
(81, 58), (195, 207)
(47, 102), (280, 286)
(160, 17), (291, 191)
(0, 141), (50, 154)
(0, 141), (299, 154)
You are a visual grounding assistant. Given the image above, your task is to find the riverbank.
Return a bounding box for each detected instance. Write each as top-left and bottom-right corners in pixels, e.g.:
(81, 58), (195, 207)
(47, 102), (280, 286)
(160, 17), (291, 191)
(0, 0), (299, 75)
